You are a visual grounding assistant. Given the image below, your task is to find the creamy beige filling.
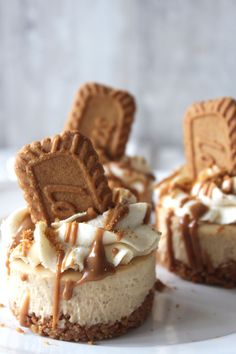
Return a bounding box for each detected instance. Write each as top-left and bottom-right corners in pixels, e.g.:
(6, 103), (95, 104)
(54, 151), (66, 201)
(8, 253), (156, 327)
(157, 206), (236, 268)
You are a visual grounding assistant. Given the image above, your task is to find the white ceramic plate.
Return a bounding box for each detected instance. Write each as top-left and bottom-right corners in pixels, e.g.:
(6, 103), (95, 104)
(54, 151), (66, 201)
(1, 181), (236, 354)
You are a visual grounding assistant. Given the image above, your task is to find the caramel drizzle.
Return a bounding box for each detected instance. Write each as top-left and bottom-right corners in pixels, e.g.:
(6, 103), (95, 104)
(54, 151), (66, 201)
(166, 200), (208, 272)
(71, 222), (78, 246)
(20, 273), (28, 282)
(19, 293), (30, 327)
(64, 208), (98, 246)
(143, 204), (152, 224)
(178, 214), (204, 271)
(166, 210), (175, 270)
(180, 215), (199, 270)
(64, 222), (72, 243)
(189, 203), (209, 220)
(64, 222), (78, 246)
(62, 280), (76, 301)
(79, 228), (115, 284)
(52, 250), (64, 329)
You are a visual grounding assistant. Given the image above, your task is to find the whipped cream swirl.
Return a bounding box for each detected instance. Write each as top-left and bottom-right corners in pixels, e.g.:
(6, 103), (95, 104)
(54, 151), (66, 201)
(2, 189), (159, 273)
(155, 166), (236, 224)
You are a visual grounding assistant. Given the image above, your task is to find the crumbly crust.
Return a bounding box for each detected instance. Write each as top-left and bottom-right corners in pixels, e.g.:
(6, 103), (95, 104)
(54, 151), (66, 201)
(12, 291), (154, 342)
(160, 257), (236, 288)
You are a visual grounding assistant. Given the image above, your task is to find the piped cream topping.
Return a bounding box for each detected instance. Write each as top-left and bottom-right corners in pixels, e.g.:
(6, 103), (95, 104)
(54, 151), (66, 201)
(155, 165), (236, 224)
(2, 188), (160, 274)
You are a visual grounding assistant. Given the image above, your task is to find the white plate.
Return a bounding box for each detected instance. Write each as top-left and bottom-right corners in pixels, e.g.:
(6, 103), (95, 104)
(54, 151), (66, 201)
(1, 181), (236, 354)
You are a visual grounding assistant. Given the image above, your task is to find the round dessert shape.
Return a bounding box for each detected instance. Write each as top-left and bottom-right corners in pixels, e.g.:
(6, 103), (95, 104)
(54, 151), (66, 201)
(155, 166), (236, 288)
(157, 207), (236, 287)
(9, 253), (155, 342)
(4, 185), (159, 342)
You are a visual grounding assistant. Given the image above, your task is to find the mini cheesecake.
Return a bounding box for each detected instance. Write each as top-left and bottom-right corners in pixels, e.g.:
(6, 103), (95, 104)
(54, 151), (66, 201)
(155, 165), (236, 288)
(3, 188), (159, 341)
(104, 155), (155, 204)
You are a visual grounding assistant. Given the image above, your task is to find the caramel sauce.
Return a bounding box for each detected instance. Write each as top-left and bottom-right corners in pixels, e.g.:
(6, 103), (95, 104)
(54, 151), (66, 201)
(64, 223), (72, 243)
(79, 229), (115, 284)
(19, 293), (30, 327)
(189, 203), (209, 220)
(70, 222), (78, 246)
(166, 210), (175, 270)
(52, 250), (64, 329)
(105, 203), (129, 231)
(20, 273), (28, 282)
(62, 280), (76, 301)
(180, 215), (198, 269)
(143, 204), (152, 224)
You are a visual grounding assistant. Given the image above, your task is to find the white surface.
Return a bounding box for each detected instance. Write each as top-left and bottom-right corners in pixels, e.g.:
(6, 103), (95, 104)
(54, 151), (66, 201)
(1, 182), (236, 353)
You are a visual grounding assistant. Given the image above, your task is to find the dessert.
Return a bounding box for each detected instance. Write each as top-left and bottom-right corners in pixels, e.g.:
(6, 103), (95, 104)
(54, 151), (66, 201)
(64, 82), (155, 203)
(155, 97), (236, 287)
(2, 130), (160, 341)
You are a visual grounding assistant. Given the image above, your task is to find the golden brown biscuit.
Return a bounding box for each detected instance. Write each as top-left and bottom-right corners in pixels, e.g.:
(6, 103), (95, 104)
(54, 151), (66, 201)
(184, 97), (236, 178)
(65, 82), (135, 160)
(15, 131), (113, 224)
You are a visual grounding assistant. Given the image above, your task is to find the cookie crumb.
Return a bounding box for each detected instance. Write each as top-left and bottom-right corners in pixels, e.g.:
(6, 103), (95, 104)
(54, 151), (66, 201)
(175, 304), (180, 308)
(88, 340), (95, 345)
(16, 327), (25, 334)
(0, 323), (5, 328)
(155, 279), (166, 292)
(0, 304), (5, 308)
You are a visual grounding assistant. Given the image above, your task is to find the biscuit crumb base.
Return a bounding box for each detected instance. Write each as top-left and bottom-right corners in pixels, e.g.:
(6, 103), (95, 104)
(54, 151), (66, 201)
(161, 258), (236, 288)
(12, 291), (154, 342)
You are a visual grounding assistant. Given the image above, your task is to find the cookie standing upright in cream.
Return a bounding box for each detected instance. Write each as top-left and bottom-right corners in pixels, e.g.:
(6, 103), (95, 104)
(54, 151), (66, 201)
(64, 82), (155, 203)
(2, 130), (160, 342)
(156, 97), (236, 287)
